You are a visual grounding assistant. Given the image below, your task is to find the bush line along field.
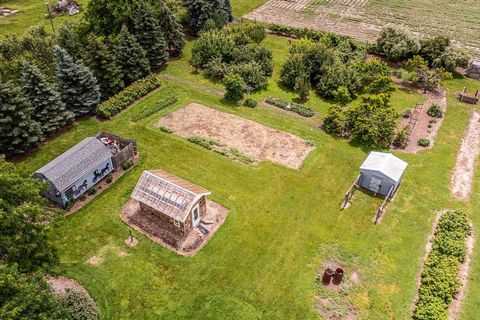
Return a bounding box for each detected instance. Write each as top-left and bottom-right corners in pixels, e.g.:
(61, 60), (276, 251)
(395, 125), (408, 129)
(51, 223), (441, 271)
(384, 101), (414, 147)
(14, 29), (480, 318)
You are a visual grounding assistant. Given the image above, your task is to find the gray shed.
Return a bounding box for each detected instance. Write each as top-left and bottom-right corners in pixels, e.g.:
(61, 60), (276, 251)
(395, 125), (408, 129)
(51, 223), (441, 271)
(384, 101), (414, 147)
(466, 60), (480, 80)
(358, 152), (408, 198)
(33, 137), (114, 207)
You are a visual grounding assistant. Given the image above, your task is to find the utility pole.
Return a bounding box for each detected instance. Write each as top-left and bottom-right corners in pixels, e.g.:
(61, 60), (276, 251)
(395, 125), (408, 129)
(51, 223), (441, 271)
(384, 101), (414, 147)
(45, 2), (55, 34)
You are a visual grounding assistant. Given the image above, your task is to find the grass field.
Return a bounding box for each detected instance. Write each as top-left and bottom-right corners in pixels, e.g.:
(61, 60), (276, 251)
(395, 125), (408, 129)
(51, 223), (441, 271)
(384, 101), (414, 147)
(4, 0), (480, 318)
(13, 31), (480, 319)
(246, 0), (480, 54)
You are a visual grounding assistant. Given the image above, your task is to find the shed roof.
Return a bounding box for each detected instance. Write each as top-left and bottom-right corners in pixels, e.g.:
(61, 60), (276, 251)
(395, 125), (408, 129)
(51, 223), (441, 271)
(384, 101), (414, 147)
(35, 137), (112, 192)
(131, 170), (211, 222)
(360, 152), (408, 183)
(472, 60), (480, 67)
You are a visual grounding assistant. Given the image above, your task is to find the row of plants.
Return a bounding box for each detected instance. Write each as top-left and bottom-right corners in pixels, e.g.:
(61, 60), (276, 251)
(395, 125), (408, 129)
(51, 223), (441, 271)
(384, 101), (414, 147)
(187, 136), (254, 164)
(413, 210), (471, 320)
(265, 97), (315, 117)
(131, 96), (178, 121)
(95, 75), (161, 119)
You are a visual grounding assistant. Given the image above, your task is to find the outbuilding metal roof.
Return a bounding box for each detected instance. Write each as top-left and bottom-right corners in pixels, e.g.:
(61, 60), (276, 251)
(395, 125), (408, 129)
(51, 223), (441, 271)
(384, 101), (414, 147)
(131, 170), (211, 222)
(360, 152), (408, 183)
(35, 137), (112, 192)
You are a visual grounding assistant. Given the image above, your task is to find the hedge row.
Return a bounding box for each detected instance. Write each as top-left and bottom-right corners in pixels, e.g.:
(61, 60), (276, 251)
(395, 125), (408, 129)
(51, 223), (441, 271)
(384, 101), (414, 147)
(131, 96), (178, 122)
(95, 75), (161, 119)
(413, 210), (471, 320)
(264, 23), (360, 47)
(265, 97), (315, 117)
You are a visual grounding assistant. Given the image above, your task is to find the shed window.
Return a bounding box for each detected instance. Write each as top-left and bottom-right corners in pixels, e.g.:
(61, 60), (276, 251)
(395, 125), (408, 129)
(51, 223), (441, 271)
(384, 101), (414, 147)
(173, 219), (180, 227)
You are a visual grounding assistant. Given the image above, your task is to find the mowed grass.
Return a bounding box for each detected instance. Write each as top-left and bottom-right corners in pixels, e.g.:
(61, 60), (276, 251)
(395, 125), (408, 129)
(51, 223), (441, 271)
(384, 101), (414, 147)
(15, 32), (480, 319)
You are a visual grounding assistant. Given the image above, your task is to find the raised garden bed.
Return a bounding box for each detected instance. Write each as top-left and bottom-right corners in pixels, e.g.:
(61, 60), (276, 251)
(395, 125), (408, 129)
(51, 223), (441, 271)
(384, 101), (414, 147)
(265, 97), (316, 117)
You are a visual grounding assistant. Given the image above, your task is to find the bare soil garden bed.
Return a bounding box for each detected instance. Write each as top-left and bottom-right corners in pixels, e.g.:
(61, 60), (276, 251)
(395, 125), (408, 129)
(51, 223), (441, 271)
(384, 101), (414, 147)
(394, 83), (447, 153)
(451, 111), (480, 200)
(120, 198), (228, 256)
(156, 103), (314, 169)
(47, 276), (91, 297)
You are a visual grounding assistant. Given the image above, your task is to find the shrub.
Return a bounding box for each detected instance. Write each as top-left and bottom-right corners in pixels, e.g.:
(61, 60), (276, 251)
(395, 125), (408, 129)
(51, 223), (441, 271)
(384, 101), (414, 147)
(375, 24), (420, 61)
(393, 129), (408, 149)
(227, 61), (268, 91)
(204, 58), (229, 80)
(159, 126), (174, 133)
(417, 138), (430, 147)
(223, 73), (246, 103)
(87, 187), (96, 195)
(402, 109), (412, 118)
(413, 210), (470, 320)
(427, 104), (443, 118)
(243, 97), (257, 108)
(79, 195), (86, 201)
(60, 289), (100, 320)
(265, 97), (315, 117)
(187, 136), (220, 150)
(130, 96), (178, 122)
(322, 105), (347, 137)
(105, 174), (113, 183)
(121, 159), (133, 170)
(95, 75), (161, 119)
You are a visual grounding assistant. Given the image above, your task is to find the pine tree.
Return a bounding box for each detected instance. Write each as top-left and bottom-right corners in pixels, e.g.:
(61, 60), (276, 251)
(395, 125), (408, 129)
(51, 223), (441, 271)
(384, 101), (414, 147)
(186, 0), (232, 35)
(20, 62), (74, 135)
(54, 46), (101, 115)
(134, 1), (169, 70)
(155, 0), (185, 57)
(218, 0), (233, 23)
(56, 22), (84, 61)
(115, 25), (151, 85)
(85, 37), (124, 99)
(0, 77), (43, 156)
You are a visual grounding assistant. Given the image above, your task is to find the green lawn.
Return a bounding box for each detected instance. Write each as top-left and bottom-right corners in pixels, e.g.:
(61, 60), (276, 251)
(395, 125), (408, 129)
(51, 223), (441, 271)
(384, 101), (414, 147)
(15, 32), (480, 319)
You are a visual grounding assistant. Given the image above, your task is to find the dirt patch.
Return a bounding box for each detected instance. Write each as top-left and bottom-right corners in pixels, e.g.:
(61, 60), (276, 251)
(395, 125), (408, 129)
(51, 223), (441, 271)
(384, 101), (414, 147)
(121, 199), (228, 257)
(47, 276), (90, 297)
(86, 256), (102, 266)
(315, 297), (358, 320)
(0, 7), (20, 18)
(157, 103), (314, 169)
(451, 111), (480, 200)
(393, 82), (447, 153)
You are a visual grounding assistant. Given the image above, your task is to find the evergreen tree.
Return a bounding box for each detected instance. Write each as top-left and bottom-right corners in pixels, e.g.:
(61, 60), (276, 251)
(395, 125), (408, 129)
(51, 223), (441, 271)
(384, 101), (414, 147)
(134, 1), (169, 69)
(54, 46), (101, 115)
(115, 25), (151, 85)
(0, 78), (43, 156)
(20, 61), (74, 135)
(56, 21), (84, 61)
(219, 0), (233, 23)
(155, 0), (185, 56)
(187, 0), (217, 35)
(186, 0), (232, 35)
(85, 37), (124, 99)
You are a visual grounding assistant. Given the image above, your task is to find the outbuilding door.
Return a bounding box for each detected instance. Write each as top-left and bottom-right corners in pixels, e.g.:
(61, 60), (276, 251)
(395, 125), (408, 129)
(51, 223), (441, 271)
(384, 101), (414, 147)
(192, 204), (201, 227)
(369, 176), (383, 194)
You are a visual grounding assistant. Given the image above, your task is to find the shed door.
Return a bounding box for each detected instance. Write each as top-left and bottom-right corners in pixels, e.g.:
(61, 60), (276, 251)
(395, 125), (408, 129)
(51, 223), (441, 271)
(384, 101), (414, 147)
(192, 204), (201, 227)
(369, 176), (382, 193)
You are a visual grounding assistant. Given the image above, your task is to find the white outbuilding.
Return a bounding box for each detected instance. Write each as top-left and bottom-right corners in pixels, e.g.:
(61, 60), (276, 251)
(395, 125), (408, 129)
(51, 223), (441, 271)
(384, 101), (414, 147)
(358, 152), (408, 198)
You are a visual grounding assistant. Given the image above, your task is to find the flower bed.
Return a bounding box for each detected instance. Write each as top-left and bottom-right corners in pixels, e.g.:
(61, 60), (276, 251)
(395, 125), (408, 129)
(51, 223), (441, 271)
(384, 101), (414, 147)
(265, 97), (315, 117)
(413, 210), (471, 320)
(95, 75), (161, 119)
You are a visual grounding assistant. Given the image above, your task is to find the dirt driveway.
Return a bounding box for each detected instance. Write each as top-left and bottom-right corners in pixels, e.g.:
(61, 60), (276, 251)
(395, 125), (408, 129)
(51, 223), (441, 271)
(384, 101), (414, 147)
(157, 103), (314, 169)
